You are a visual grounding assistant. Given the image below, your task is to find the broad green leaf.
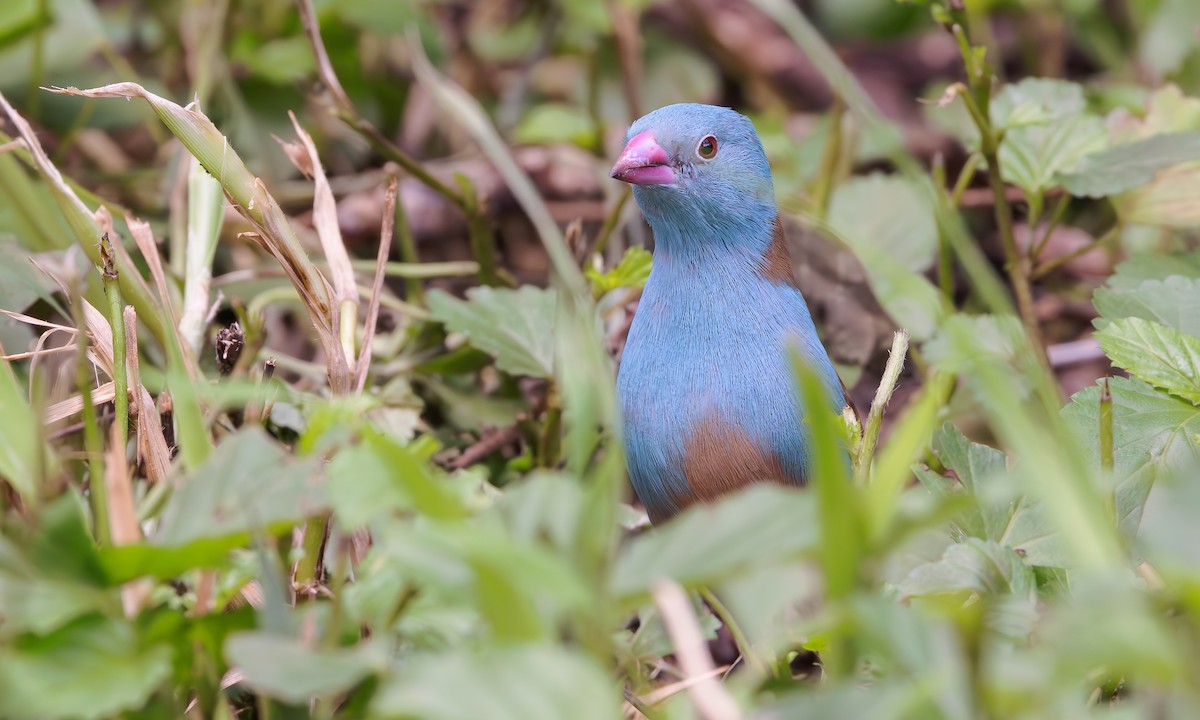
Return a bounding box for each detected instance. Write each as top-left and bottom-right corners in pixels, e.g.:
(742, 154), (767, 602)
(370, 645), (619, 720)
(328, 428), (469, 527)
(100, 428), (325, 582)
(1064, 377), (1200, 538)
(1056, 132), (1200, 198)
(1094, 276), (1200, 335)
(610, 485), (818, 600)
(1096, 317), (1200, 404)
(990, 78), (1108, 198)
(514, 103), (597, 147)
(899, 538), (1036, 600)
(827, 173), (944, 340)
(916, 424), (1070, 566)
(1103, 250), (1200, 291)
(369, 522), (589, 642)
(0, 356), (52, 502)
(224, 633), (387, 704)
(0, 615), (172, 720)
(919, 423), (1007, 539)
(828, 173), (936, 272)
(0, 534), (113, 637)
(1139, 0), (1200, 77)
(586, 246), (652, 297)
(1138, 467), (1200, 574)
(428, 286), (556, 378)
(927, 314), (1123, 569)
(1105, 86), (1200, 227)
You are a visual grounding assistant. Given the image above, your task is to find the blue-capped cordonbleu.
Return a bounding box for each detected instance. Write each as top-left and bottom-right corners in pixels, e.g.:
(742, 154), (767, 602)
(610, 103), (847, 523)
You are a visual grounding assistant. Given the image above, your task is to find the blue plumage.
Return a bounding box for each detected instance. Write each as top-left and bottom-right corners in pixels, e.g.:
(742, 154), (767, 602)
(610, 103), (846, 522)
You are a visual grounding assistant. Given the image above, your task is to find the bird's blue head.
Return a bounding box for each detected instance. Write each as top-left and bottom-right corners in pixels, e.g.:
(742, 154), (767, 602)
(610, 104), (776, 247)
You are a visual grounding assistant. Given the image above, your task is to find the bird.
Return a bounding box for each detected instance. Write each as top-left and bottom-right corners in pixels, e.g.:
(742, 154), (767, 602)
(610, 103), (848, 523)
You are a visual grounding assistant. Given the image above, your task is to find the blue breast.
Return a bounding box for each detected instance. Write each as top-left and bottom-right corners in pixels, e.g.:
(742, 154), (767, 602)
(616, 244), (844, 521)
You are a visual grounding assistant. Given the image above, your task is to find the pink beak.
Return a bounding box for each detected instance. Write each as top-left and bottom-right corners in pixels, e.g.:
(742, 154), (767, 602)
(610, 130), (675, 185)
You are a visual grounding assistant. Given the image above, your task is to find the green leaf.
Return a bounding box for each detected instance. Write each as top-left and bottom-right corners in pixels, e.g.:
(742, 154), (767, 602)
(1094, 276), (1200, 336)
(1103, 250), (1200, 292)
(514, 103), (597, 147)
(224, 633), (386, 704)
(1139, 0), (1200, 77)
(369, 522), (589, 642)
(917, 424), (1070, 566)
(0, 357), (53, 502)
(370, 645), (618, 720)
(1056, 132), (1200, 198)
(1105, 86), (1200, 228)
(1096, 317), (1200, 404)
(585, 246), (652, 297)
(827, 173), (944, 340)
(990, 78), (1108, 197)
(1063, 377), (1200, 538)
(427, 286), (556, 378)
(0, 534), (113, 637)
(0, 615), (172, 720)
(328, 428), (468, 527)
(610, 485), (818, 600)
(99, 428), (325, 582)
(899, 538), (1036, 600)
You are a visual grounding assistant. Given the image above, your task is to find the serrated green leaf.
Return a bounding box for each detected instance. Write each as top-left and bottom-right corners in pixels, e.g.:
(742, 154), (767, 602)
(0, 615), (172, 720)
(989, 78), (1108, 198)
(1096, 317), (1200, 404)
(428, 286), (556, 378)
(899, 538), (1036, 600)
(1064, 376), (1200, 538)
(1056, 131), (1200, 198)
(1094, 275), (1200, 335)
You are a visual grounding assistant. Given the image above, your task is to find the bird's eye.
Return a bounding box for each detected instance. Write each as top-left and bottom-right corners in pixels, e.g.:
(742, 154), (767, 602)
(697, 135), (718, 159)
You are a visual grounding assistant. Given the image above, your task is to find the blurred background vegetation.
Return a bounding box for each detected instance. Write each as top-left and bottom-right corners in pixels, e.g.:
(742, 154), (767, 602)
(3, 0), (1200, 718)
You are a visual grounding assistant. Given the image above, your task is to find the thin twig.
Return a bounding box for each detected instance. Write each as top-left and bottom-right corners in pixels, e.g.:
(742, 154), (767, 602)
(354, 177), (397, 393)
(447, 425), (523, 470)
(855, 330), (909, 486)
(652, 581), (743, 720)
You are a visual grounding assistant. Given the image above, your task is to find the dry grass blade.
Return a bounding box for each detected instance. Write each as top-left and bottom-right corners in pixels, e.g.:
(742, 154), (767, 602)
(125, 307), (171, 483)
(652, 581), (744, 720)
(353, 176), (397, 393)
(125, 215), (178, 328)
(45, 382), (116, 425)
(45, 83), (348, 390)
(0, 91), (167, 345)
(105, 420), (150, 615)
(284, 111), (358, 373)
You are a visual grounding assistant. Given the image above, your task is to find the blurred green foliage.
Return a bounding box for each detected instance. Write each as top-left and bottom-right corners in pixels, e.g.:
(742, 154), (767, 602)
(2, 0), (1200, 718)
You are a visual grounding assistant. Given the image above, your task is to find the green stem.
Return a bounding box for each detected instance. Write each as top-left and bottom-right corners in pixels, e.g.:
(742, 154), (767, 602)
(538, 383), (563, 468)
(1031, 224), (1120, 280)
(584, 187), (631, 263)
(854, 330), (909, 487)
(957, 64), (1049, 375)
(949, 153), (982, 208)
(392, 188), (426, 304)
(73, 286), (110, 545)
(1099, 378), (1115, 524)
(1030, 192), (1071, 262)
(699, 587), (770, 678)
(101, 236), (129, 463)
(809, 99), (845, 218)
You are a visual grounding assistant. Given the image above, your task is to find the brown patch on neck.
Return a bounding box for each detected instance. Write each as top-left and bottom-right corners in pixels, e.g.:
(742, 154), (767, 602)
(679, 415), (804, 510)
(757, 216), (799, 287)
